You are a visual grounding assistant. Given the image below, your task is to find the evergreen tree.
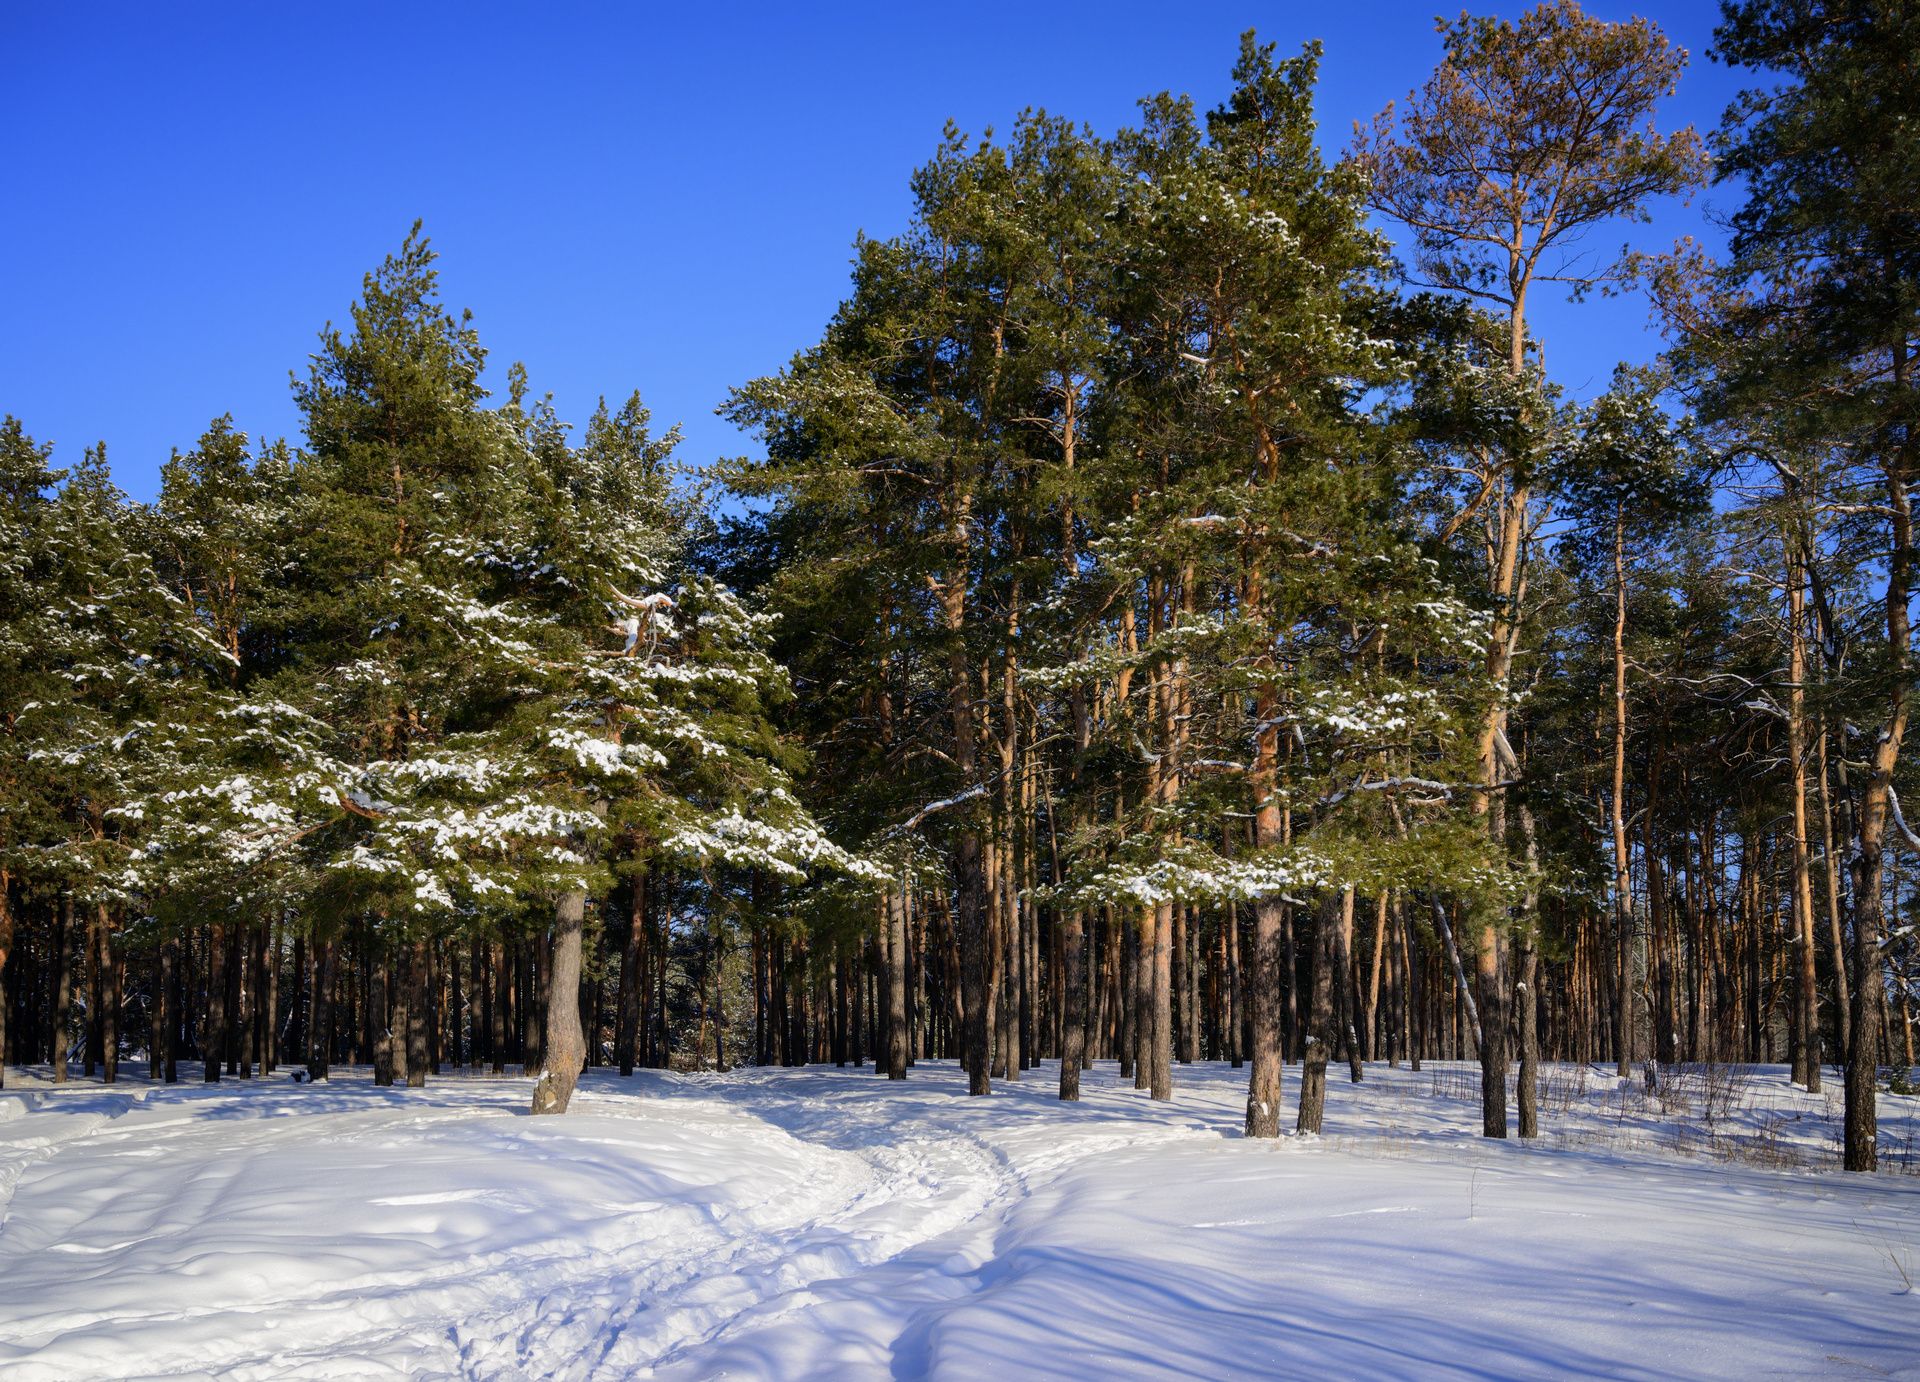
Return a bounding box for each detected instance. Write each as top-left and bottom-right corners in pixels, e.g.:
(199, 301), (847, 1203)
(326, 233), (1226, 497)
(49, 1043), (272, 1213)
(1686, 0), (1920, 1169)
(1353, 0), (1709, 1138)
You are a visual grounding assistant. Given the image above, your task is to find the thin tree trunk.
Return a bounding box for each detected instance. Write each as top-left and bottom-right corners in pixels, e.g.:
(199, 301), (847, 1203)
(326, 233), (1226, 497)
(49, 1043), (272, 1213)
(308, 940), (333, 1081)
(1226, 898), (1243, 1068)
(1517, 933), (1541, 1137)
(100, 908), (120, 1084)
(1844, 377), (1911, 1169)
(1364, 893), (1388, 1063)
(620, 862), (646, 1076)
(712, 917), (726, 1071)
(158, 936), (179, 1082)
(371, 939), (394, 1087)
(205, 921), (227, 1082)
(490, 942), (507, 1074)
(887, 885), (909, 1080)
(0, 874), (11, 1088)
(1817, 729), (1852, 1064)
(85, 904), (102, 1076)
(406, 938), (430, 1088)
(1133, 916), (1152, 1090)
(1338, 888), (1362, 1083)
(1428, 897), (1484, 1051)
(51, 893), (73, 1082)
(1788, 549), (1822, 1089)
(1610, 511), (1636, 1076)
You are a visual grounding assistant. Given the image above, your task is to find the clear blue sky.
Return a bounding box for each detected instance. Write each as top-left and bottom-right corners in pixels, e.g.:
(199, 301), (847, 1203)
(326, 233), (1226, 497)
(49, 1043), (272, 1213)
(2, 3), (1744, 502)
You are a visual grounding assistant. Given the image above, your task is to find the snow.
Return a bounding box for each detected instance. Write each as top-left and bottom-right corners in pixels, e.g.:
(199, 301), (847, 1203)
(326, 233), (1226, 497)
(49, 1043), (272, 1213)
(0, 1060), (1915, 1379)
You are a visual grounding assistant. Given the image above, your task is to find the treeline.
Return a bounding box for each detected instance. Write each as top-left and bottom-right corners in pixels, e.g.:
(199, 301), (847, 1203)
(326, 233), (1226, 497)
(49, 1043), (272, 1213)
(719, 0), (1918, 1169)
(0, 234), (872, 1116)
(2, 1), (1915, 1170)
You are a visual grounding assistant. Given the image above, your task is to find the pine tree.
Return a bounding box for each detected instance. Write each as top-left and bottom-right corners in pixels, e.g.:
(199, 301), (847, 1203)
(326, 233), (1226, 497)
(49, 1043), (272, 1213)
(0, 418), (63, 1088)
(1552, 371), (1709, 1080)
(1353, 0), (1709, 1138)
(1691, 0), (1920, 1170)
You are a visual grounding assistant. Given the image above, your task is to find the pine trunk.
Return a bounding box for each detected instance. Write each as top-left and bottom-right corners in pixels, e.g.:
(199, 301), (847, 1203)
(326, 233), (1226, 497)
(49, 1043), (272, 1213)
(371, 942), (394, 1087)
(308, 940), (333, 1080)
(887, 886), (909, 1080)
(51, 893), (73, 1082)
(1059, 907), (1084, 1101)
(406, 939), (430, 1088)
(532, 889), (589, 1115)
(1610, 513), (1635, 1076)
(1787, 551), (1822, 1090)
(1296, 896), (1338, 1134)
(100, 908), (119, 1084)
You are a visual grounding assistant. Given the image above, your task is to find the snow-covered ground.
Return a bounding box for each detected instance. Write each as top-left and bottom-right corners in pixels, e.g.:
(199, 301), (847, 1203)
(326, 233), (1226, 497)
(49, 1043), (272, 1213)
(0, 1058), (1915, 1380)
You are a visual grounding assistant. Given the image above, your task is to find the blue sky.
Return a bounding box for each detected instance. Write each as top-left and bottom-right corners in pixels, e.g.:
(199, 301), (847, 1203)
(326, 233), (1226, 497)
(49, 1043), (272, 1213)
(2, 3), (1745, 502)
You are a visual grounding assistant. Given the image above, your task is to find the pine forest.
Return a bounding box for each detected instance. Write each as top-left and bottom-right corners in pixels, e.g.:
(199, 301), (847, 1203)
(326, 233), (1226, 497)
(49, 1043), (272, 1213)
(2, 4), (1917, 1376)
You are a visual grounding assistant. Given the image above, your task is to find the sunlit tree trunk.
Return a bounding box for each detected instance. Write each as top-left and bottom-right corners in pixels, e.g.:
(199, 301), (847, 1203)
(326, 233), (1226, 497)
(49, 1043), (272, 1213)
(1787, 547), (1822, 1090)
(532, 889), (589, 1115)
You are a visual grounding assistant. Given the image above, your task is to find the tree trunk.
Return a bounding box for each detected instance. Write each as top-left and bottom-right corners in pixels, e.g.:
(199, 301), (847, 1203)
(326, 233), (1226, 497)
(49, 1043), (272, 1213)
(1610, 511), (1636, 1077)
(1516, 798), (1544, 1135)
(619, 863), (646, 1075)
(371, 941), (394, 1087)
(1517, 932), (1541, 1138)
(711, 918), (726, 1071)
(1364, 893), (1388, 1063)
(532, 890), (589, 1115)
(524, 934), (548, 1076)
(490, 942), (508, 1075)
(258, 924), (275, 1074)
(1244, 708), (1287, 1135)
(1296, 894), (1339, 1134)
(1149, 901), (1173, 1100)
(158, 936), (179, 1082)
(1172, 903), (1188, 1065)
(51, 893), (73, 1082)
(1475, 920), (1509, 1138)
(1226, 898), (1243, 1069)
(100, 908), (120, 1084)
(1132, 916), (1151, 1090)
(1428, 897), (1483, 1052)
(936, 485), (991, 1097)
(1844, 401), (1911, 1169)
(1787, 548), (1822, 1090)
(1338, 888), (1362, 1084)
(205, 921), (227, 1082)
(308, 940), (333, 1081)
(887, 885), (909, 1081)
(1059, 906), (1085, 1101)
(1816, 729), (1852, 1065)
(84, 905), (102, 1076)
(406, 938), (430, 1088)
(388, 946), (409, 1088)
(1399, 900), (1420, 1072)
(1644, 743), (1678, 1066)
(0, 874), (10, 1088)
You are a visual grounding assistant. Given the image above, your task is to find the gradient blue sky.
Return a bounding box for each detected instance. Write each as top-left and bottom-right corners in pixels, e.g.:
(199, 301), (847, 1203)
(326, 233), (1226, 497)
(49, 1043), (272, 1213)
(3, 3), (1745, 502)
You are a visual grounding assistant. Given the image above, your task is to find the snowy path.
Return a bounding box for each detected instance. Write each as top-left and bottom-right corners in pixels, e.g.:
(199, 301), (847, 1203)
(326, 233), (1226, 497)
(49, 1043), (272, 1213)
(0, 1060), (1915, 1379)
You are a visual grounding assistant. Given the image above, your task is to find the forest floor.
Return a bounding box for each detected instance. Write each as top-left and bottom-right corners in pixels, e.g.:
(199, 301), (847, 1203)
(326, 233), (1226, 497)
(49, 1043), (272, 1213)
(0, 1057), (1916, 1379)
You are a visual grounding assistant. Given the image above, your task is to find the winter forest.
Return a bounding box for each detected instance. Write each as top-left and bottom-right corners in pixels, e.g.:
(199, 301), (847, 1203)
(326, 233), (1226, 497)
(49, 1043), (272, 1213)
(3, 2), (1919, 1377)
